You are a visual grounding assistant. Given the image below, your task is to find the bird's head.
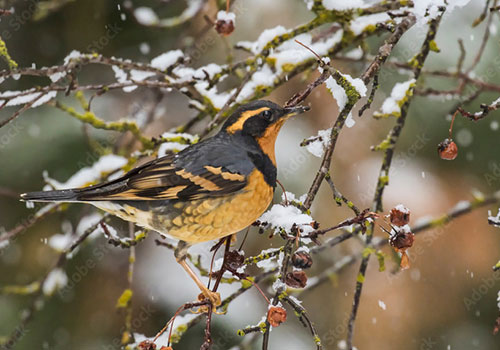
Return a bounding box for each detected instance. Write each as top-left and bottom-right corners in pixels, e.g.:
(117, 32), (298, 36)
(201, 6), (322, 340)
(221, 100), (310, 164)
(222, 100), (309, 137)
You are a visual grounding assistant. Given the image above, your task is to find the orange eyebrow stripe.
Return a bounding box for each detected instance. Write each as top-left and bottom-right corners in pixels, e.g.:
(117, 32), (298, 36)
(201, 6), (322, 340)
(226, 107), (270, 134)
(204, 166), (245, 181)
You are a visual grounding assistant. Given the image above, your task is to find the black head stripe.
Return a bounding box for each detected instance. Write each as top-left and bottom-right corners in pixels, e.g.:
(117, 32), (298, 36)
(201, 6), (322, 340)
(222, 100), (282, 132)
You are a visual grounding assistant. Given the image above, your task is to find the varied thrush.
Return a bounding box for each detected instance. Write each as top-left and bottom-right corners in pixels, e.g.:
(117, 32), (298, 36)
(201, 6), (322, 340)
(21, 100), (309, 308)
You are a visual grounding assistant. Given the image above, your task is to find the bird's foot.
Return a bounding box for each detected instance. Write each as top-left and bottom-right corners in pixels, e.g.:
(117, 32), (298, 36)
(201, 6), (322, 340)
(191, 290), (222, 314)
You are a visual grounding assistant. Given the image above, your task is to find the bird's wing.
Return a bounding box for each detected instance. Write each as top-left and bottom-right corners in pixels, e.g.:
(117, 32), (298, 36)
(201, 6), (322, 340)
(76, 151), (249, 201)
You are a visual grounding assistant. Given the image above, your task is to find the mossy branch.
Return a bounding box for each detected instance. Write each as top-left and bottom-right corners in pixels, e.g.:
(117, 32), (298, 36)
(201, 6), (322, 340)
(0, 36), (18, 70)
(53, 100), (155, 149)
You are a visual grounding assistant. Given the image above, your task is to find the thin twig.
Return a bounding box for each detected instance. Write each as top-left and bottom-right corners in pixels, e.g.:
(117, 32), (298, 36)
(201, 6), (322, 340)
(303, 14), (417, 210)
(284, 296), (322, 349)
(456, 39), (466, 74)
(302, 190), (500, 294)
(466, 0), (496, 74)
(358, 73), (379, 117)
(0, 92), (47, 129)
(346, 12), (444, 349)
(456, 97), (500, 121)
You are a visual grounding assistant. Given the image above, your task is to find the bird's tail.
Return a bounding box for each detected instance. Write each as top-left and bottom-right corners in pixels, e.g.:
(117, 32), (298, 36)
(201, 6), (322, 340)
(20, 189), (80, 202)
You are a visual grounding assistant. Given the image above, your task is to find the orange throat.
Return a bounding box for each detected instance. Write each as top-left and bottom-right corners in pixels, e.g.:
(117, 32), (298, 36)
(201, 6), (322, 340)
(256, 119), (286, 166)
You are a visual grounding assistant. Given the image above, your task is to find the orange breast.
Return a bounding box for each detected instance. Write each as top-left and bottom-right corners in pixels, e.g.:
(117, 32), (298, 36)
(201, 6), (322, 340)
(167, 169), (274, 243)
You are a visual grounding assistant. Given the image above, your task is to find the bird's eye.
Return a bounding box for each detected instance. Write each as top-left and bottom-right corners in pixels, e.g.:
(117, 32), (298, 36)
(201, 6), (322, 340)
(262, 110), (272, 121)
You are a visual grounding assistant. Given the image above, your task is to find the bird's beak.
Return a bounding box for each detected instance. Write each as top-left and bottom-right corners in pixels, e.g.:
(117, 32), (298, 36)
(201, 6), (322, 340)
(282, 105), (310, 119)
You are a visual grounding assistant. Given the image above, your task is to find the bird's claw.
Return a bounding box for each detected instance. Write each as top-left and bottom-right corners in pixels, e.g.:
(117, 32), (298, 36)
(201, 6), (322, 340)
(190, 291), (222, 314)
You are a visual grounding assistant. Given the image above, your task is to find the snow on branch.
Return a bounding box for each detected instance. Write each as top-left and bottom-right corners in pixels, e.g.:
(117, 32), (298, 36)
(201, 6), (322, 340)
(2, 1), (500, 349)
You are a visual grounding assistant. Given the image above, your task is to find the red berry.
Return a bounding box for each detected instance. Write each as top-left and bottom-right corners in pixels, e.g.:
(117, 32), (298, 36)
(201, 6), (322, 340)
(437, 138), (458, 160)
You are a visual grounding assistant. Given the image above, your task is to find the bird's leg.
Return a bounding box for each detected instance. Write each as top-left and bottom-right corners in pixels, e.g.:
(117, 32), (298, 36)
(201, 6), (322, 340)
(174, 241), (221, 312)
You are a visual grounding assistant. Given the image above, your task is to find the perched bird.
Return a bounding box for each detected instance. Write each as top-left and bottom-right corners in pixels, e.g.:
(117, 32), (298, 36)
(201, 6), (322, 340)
(21, 100), (309, 308)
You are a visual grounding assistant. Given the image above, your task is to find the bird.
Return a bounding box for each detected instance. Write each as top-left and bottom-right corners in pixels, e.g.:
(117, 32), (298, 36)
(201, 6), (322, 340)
(21, 100), (309, 309)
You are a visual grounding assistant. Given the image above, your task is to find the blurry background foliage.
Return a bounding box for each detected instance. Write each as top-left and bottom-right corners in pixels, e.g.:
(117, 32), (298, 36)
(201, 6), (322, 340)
(0, 0), (499, 349)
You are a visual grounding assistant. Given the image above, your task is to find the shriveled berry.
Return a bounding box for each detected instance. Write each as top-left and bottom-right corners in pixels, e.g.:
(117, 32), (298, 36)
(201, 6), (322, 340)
(267, 306), (287, 327)
(138, 340), (156, 350)
(292, 251), (313, 269)
(493, 316), (500, 335)
(437, 138), (458, 160)
(285, 270), (307, 288)
(224, 250), (244, 270)
(390, 227), (414, 250)
(215, 20), (234, 35)
(389, 205), (410, 226)
(215, 11), (235, 36)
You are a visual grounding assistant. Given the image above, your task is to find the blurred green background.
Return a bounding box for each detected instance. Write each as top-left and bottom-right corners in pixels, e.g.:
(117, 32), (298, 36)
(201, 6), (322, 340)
(1, 0), (500, 349)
